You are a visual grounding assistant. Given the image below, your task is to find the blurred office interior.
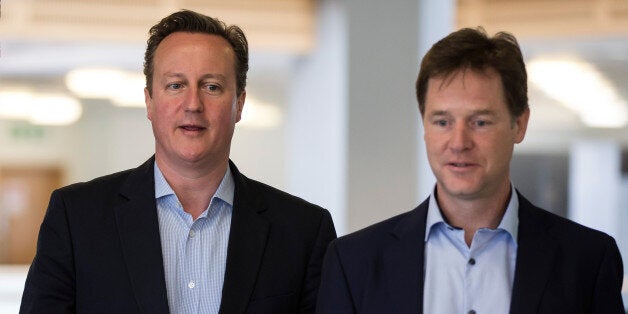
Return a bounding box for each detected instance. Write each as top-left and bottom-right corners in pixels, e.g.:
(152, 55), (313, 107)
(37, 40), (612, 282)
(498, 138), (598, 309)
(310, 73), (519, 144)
(1, 0), (627, 312)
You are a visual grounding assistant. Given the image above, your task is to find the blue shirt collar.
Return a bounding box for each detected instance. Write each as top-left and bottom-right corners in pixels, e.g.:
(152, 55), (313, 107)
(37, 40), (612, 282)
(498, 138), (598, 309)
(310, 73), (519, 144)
(425, 184), (519, 242)
(154, 161), (235, 206)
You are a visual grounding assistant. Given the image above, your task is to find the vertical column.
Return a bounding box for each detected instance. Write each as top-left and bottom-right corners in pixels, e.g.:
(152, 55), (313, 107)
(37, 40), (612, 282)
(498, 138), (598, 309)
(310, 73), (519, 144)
(344, 0), (421, 232)
(286, 0), (348, 234)
(569, 139), (621, 239)
(287, 1), (457, 234)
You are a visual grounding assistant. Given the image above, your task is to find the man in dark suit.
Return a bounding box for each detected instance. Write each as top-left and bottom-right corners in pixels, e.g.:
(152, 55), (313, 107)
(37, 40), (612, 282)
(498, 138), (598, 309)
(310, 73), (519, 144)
(21, 10), (336, 314)
(317, 28), (624, 313)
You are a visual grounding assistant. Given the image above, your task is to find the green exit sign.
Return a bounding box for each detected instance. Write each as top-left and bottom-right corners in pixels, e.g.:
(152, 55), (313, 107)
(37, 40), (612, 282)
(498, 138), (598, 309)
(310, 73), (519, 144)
(10, 124), (45, 141)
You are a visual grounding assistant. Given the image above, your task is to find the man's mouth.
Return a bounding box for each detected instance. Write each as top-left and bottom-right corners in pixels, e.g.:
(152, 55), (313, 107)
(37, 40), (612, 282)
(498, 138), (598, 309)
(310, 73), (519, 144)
(448, 162), (474, 167)
(180, 125), (206, 131)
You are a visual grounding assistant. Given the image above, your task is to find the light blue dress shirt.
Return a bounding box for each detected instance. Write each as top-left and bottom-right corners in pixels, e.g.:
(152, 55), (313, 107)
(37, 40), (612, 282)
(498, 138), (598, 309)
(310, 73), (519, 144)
(154, 163), (233, 314)
(423, 185), (519, 314)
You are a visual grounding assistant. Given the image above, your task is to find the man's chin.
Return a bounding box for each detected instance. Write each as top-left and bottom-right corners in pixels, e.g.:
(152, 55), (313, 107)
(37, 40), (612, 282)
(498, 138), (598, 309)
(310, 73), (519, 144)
(437, 182), (484, 200)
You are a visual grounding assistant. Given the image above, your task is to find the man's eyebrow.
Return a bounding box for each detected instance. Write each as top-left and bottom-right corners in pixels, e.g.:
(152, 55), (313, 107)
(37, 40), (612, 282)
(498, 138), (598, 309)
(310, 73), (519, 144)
(163, 72), (185, 78)
(470, 109), (496, 116)
(427, 110), (450, 117)
(162, 73), (227, 81)
(199, 73), (227, 81)
(426, 109), (497, 118)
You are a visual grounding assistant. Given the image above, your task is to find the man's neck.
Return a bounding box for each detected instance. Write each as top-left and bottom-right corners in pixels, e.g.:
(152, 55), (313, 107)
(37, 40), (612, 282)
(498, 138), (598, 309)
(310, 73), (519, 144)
(436, 183), (512, 247)
(156, 156), (229, 220)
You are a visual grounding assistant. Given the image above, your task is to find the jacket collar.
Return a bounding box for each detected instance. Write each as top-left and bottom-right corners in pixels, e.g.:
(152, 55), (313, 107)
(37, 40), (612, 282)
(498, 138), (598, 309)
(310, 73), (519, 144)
(509, 192), (558, 314)
(385, 198), (430, 313)
(114, 156), (170, 313)
(219, 160), (271, 313)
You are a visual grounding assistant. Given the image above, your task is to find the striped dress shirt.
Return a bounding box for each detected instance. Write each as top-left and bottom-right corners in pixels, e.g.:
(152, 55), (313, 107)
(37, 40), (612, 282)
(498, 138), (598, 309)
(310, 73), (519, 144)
(154, 163), (234, 314)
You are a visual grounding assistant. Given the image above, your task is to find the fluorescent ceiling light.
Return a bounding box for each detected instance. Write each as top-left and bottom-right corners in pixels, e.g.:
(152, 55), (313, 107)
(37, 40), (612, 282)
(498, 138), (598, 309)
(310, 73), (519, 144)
(0, 90), (82, 125)
(110, 73), (146, 107)
(65, 68), (123, 98)
(0, 91), (34, 119)
(30, 94), (82, 125)
(66, 67), (145, 107)
(528, 56), (627, 128)
(239, 99), (282, 129)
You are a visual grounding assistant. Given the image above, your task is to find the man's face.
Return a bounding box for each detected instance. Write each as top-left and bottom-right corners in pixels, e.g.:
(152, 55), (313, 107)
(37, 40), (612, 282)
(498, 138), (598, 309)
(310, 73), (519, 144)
(422, 68), (529, 202)
(145, 32), (245, 168)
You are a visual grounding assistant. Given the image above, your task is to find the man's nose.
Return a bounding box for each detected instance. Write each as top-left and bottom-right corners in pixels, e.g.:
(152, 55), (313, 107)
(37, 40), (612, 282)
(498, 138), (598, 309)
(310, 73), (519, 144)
(184, 89), (204, 112)
(449, 122), (472, 152)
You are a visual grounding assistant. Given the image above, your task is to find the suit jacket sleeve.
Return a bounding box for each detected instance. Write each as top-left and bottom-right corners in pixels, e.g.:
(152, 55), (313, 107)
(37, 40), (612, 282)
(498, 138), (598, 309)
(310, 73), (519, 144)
(301, 210), (337, 313)
(316, 240), (356, 314)
(20, 190), (76, 314)
(591, 236), (624, 313)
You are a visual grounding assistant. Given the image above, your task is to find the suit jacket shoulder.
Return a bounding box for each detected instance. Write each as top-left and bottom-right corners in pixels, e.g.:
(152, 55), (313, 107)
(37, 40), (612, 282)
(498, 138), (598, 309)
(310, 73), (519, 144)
(54, 162), (150, 209)
(518, 194), (616, 244)
(21, 157), (167, 314)
(218, 161), (337, 313)
(238, 172), (329, 221)
(512, 193), (624, 314)
(317, 200), (428, 313)
(333, 203), (426, 259)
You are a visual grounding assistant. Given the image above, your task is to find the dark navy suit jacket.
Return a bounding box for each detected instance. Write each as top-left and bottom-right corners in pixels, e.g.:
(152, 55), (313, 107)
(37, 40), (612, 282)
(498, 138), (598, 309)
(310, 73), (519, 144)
(21, 157), (336, 313)
(316, 193), (624, 313)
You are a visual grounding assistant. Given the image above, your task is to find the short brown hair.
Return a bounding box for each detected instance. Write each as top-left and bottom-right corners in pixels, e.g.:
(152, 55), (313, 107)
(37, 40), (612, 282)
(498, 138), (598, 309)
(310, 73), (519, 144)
(143, 10), (249, 96)
(416, 27), (528, 118)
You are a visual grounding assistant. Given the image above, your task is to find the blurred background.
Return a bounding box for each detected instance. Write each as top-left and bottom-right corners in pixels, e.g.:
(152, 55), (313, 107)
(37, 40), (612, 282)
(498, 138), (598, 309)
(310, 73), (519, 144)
(1, 0), (627, 312)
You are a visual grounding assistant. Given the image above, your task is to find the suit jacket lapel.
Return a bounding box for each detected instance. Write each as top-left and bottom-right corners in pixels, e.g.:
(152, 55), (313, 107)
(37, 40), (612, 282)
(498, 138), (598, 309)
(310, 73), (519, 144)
(509, 193), (558, 314)
(219, 161), (270, 314)
(384, 199), (429, 313)
(113, 157), (169, 313)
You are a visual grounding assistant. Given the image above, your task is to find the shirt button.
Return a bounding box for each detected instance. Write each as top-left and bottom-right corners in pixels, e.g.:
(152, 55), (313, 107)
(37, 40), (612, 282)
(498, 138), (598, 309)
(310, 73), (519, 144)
(468, 258), (476, 265)
(188, 281), (195, 289)
(189, 230), (196, 238)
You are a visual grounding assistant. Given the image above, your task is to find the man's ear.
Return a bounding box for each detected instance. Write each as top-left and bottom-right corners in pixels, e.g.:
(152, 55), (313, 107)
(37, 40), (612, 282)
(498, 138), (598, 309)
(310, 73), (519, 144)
(145, 87), (153, 121)
(235, 90), (246, 123)
(513, 107), (530, 144)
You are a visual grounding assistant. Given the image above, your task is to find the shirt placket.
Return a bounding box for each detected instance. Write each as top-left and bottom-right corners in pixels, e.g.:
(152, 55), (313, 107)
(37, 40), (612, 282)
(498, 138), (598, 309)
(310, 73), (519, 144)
(465, 229), (498, 314)
(182, 218), (203, 314)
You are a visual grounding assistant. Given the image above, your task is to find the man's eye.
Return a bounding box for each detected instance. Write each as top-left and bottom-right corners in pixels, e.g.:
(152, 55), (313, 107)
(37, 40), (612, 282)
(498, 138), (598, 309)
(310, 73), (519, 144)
(168, 83), (183, 90)
(435, 120), (448, 127)
(205, 84), (219, 92)
(474, 120), (489, 127)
